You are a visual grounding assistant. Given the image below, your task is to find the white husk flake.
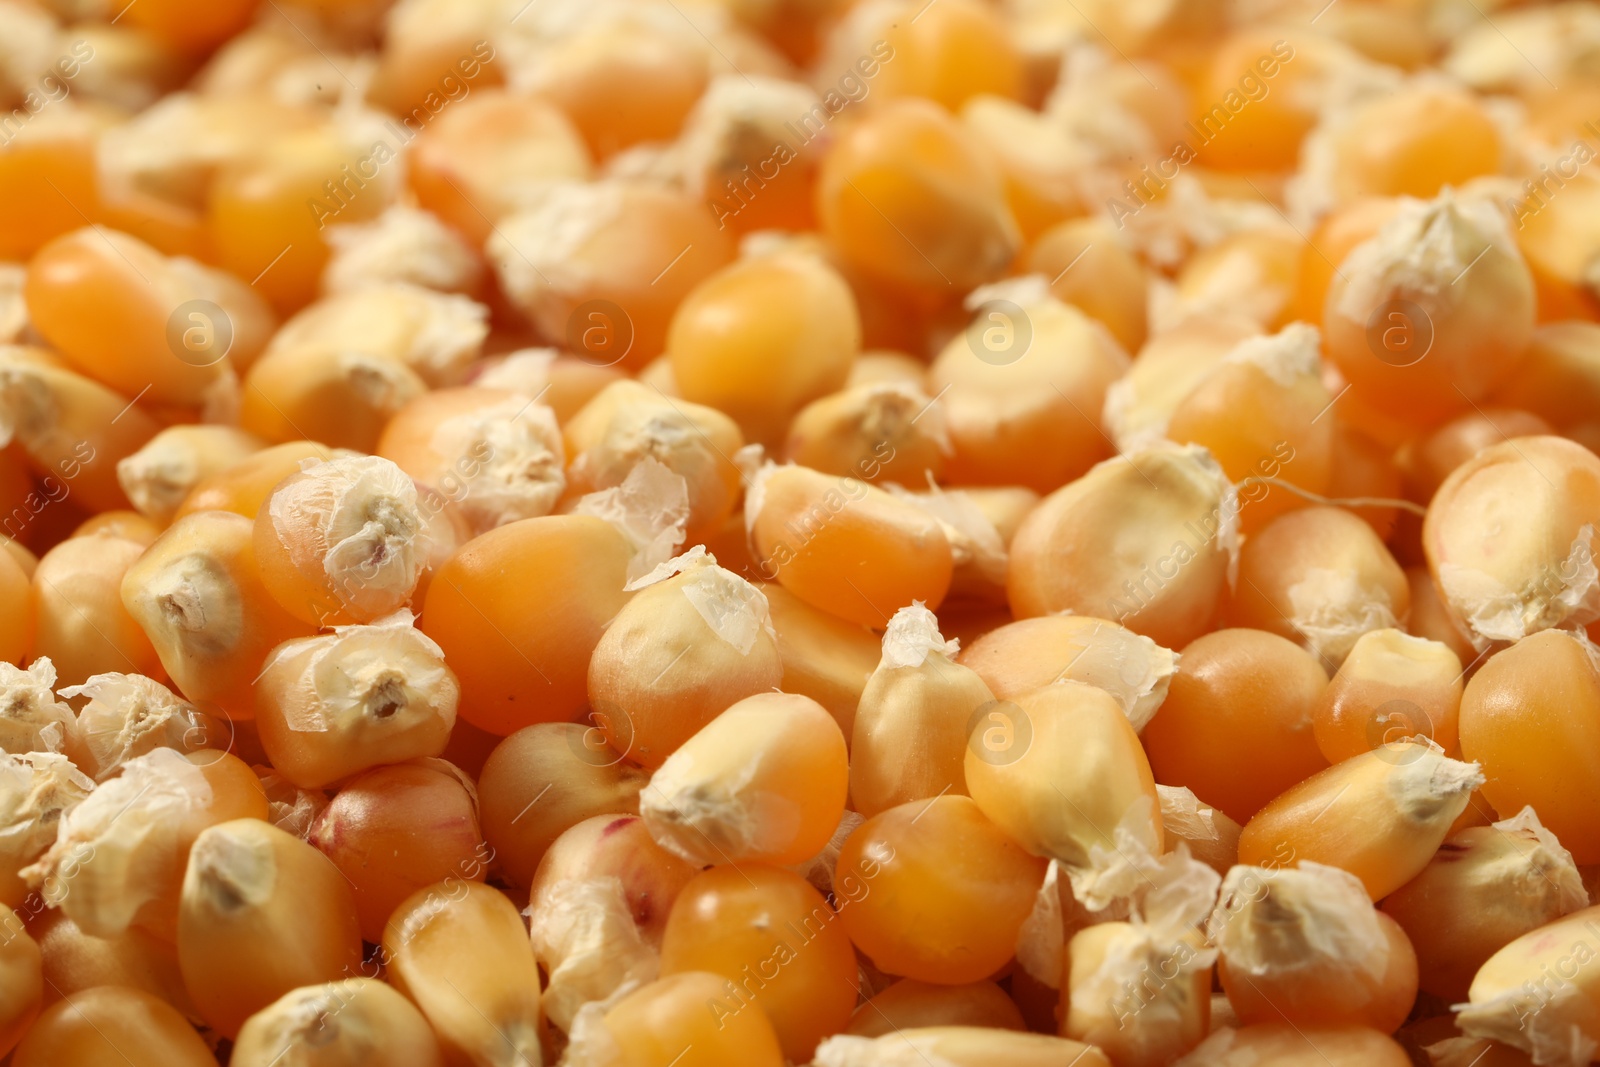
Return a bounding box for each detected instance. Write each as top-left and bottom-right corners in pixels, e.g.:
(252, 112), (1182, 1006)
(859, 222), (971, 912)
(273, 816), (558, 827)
(575, 457), (690, 583)
(876, 601), (959, 671)
(529, 876), (660, 1033)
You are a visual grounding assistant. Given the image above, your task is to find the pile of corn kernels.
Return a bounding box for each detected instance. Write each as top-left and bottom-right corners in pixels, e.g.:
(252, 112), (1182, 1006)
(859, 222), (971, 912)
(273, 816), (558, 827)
(2, 0), (1600, 1063)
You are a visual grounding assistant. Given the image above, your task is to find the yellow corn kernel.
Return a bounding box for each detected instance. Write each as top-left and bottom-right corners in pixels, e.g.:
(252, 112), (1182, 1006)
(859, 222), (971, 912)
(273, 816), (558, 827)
(240, 343), (428, 454)
(1455, 902), (1600, 1063)
(814, 1028), (1112, 1066)
(1459, 628), (1600, 864)
(13, 986), (215, 1067)
(1007, 442), (1235, 650)
(0, 346), (161, 514)
(30, 533), (163, 687)
(748, 463), (954, 628)
(1423, 436), (1600, 645)
(846, 979), (1025, 1036)
(231, 978), (446, 1067)
(572, 970), (785, 1067)
(563, 379), (743, 542)
(177, 819), (363, 1037)
(116, 425), (266, 524)
(29, 908), (190, 1011)
(1383, 807), (1588, 1002)
(254, 613), (458, 789)
(1237, 742), (1482, 900)
(785, 381), (949, 486)
(383, 882), (542, 1067)
(643, 691), (846, 866)
(1313, 628), (1464, 764)
(850, 604), (992, 817)
(477, 723), (647, 888)
(668, 250), (859, 447)
(760, 582), (882, 738)
(1211, 862), (1417, 1031)
(122, 510), (314, 720)
(0, 908), (41, 1057)
(1065, 920), (1213, 1067)
(1173, 1023), (1412, 1066)
(965, 682), (1163, 885)
(588, 550), (783, 768)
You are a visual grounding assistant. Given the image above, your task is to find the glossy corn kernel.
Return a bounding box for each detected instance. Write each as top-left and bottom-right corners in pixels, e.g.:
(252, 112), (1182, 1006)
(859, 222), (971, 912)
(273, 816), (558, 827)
(1383, 806), (1588, 1002)
(1400, 408), (1553, 506)
(60, 672), (219, 781)
(1174, 1023), (1411, 1066)
(836, 794), (1046, 984)
(71, 512), (161, 545)
(240, 343), (427, 454)
(0, 908), (41, 1056)
(929, 281), (1130, 493)
(1007, 442), (1235, 650)
(1455, 898), (1600, 1062)
(785, 381), (949, 486)
(490, 181), (735, 372)
(477, 723), (647, 888)
(1103, 316), (1263, 454)
(660, 864), (859, 1061)
(25, 226), (274, 407)
(571, 970), (786, 1067)
(252, 455), (430, 627)
(817, 97), (1019, 296)
(255, 613), (458, 789)
(231, 978), (445, 1067)
(122, 510), (312, 719)
(1022, 217), (1149, 353)
(1459, 628), (1600, 864)
(13, 986), (214, 1067)
(846, 979), (1025, 1036)
(1314, 85), (1501, 206)
(956, 614), (1177, 730)
(22, 749), (268, 940)
(30, 533), (162, 687)
(27, 907), (189, 1010)
(643, 690), (847, 866)
(1323, 192), (1535, 427)
(563, 379), (743, 541)
(1490, 322), (1600, 439)
(177, 819), (362, 1037)
(1423, 436), (1600, 645)
(1228, 505), (1410, 668)
(528, 813), (697, 1031)
(382, 882), (542, 1067)
(408, 90), (590, 246)
(1237, 742), (1482, 900)
(1312, 628), (1463, 764)
(1211, 862), (1417, 1031)
(850, 604), (992, 817)
(0, 104), (111, 264)
(310, 760), (485, 943)
(0, 346), (160, 513)
(965, 682), (1162, 889)
(748, 462), (954, 628)
(815, 1028), (1112, 1066)
(0, 751), (91, 908)
(588, 550), (782, 767)
(1292, 197), (1407, 325)
(760, 582), (882, 736)
(419, 514), (633, 735)
(668, 249), (859, 447)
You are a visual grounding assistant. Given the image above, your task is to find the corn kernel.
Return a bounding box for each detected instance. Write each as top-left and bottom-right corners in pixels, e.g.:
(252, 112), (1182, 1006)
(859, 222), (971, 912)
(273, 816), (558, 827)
(231, 978), (446, 1067)
(12, 986), (215, 1067)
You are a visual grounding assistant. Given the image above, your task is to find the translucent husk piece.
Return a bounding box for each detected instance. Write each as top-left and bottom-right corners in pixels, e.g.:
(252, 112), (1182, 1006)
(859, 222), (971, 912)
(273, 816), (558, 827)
(0, 661), (74, 756)
(0, 751), (93, 905)
(574, 457), (691, 583)
(60, 673), (219, 782)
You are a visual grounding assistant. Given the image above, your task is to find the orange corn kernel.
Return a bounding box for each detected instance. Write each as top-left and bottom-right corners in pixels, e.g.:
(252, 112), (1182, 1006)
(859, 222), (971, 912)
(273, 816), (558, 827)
(122, 510), (313, 720)
(230, 978), (445, 1067)
(12, 986), (215, 1067)
(1312, 628), (1464, 764)
(1237, 742), (1482, 900)
(30, 534), (162, 688)
(176, 819), (363, 1037)
(660, 864), (860, 1061)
